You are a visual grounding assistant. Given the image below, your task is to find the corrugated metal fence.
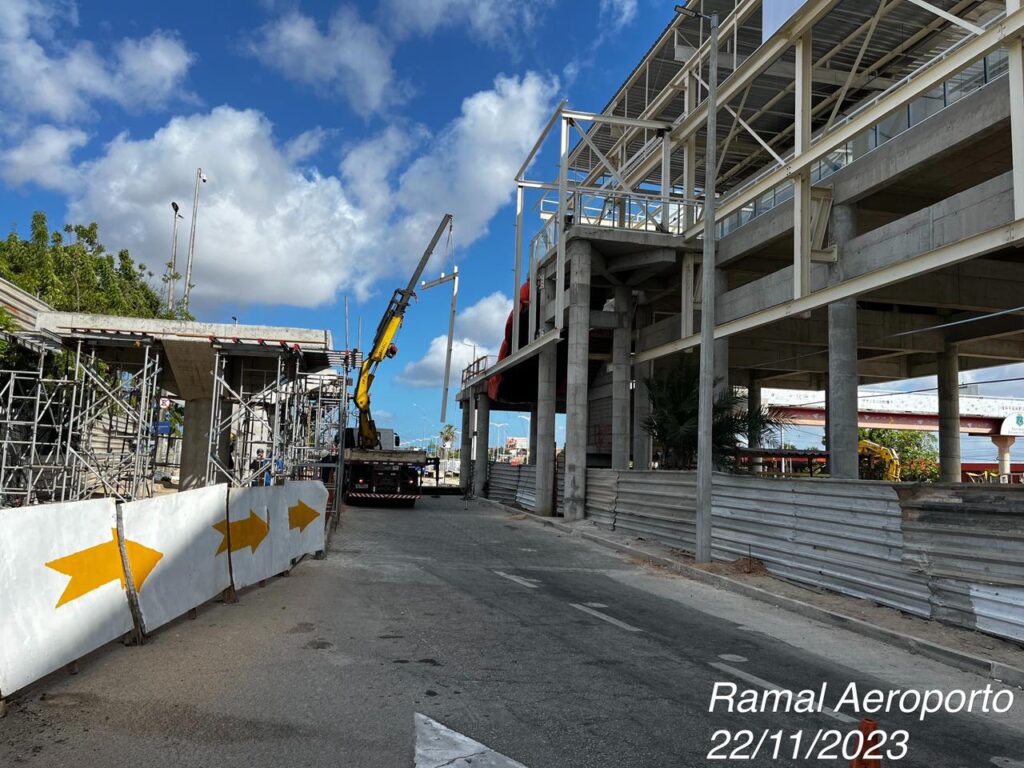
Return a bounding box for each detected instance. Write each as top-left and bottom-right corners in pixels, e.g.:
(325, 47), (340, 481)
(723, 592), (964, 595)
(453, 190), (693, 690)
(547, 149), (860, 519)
(584, 470), (1024, 643)
(484, 459), (564, 514)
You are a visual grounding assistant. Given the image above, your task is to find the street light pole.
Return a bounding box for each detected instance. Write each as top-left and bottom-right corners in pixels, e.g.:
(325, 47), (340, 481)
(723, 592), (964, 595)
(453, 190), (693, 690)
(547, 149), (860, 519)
(182, 167), (207, 314)
(167, 202), (183, 312)
(677, 4), (720, 564)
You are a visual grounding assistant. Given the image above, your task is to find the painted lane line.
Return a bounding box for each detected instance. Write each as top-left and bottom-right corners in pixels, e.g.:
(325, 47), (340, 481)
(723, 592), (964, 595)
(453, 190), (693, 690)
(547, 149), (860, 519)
(494, 571), (539, 589)
(583, 602), (608, 609)
(719, 654), (748, 663)
(569, 603), (644, 633)
(709, 662), (858, 724)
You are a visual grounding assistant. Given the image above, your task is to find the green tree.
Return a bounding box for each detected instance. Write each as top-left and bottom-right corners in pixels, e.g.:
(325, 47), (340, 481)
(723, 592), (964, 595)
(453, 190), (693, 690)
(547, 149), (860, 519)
(858, 428), (939, 482)
(643, 357), (785, 470)
(0, 212), (187, 320)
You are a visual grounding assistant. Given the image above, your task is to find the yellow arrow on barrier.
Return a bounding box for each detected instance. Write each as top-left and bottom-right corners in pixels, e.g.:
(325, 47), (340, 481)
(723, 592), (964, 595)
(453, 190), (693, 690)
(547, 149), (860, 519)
(45, 530), (163, 608)
(288, 500), (321, 532)
(213, 510), (269, 555)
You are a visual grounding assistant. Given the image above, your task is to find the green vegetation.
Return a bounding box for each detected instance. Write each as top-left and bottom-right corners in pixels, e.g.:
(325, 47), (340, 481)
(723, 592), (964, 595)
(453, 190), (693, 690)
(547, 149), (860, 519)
(1, 212), (184, 320)
(859, 428), (940, 482)
(643, 358), (785, 470)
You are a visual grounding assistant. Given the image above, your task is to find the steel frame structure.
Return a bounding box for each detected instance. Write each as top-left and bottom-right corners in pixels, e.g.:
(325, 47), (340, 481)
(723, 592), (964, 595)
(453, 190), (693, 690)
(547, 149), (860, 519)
(206, 349), (291, 487)
(468, 0), (1024, 386)
(0, 341), (162, 505)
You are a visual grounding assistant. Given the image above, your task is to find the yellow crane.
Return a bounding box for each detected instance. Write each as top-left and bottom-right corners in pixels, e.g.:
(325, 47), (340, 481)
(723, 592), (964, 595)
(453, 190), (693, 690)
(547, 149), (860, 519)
(354, 214), (453, 449)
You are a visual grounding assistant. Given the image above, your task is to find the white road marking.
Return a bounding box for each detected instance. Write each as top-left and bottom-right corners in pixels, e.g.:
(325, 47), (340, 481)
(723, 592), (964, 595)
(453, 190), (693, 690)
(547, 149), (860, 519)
(709, 662), (857, 724)
(569, 603), (644, 633)
(583, 602), (608, 609)
(494, 571), (539, 589)
(415, 713), (529, 768)
(718, 654), (748, 663)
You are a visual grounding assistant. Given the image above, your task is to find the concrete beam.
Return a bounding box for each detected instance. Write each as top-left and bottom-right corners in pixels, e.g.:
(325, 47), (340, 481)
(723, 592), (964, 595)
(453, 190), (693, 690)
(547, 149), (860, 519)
(36, 311), (331, 348)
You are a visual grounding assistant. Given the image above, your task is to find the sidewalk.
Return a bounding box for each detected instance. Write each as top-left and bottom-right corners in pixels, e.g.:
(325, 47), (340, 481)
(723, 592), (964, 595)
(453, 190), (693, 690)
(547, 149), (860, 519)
(479, 498), (1024, 689)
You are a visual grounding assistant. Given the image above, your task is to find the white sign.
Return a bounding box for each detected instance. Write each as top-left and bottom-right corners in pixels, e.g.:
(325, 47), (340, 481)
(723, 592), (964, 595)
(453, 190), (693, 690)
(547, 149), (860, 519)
(1001, 414), (1024, 436)
(763, 0), (809, 43)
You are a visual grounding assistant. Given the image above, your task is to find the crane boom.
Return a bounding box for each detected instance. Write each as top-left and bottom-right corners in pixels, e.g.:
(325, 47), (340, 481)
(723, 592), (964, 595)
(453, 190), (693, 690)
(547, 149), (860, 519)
(354, 214), (453, 449)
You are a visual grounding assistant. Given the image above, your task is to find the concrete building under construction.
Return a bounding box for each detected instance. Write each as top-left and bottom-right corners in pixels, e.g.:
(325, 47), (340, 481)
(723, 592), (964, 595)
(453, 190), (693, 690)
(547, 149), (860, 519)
(458, 0), (1024, 518)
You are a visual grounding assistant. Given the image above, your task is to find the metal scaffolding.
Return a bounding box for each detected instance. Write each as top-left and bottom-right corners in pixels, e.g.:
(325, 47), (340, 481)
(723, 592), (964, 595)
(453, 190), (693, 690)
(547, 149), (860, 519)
(0, 341), (162, 506)
(205, 346), (351, 489)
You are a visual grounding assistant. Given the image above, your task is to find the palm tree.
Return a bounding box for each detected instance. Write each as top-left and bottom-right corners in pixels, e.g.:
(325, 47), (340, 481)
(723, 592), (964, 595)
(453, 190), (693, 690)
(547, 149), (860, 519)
(439, 423), (457, 469)
(643, 357), (785, 470)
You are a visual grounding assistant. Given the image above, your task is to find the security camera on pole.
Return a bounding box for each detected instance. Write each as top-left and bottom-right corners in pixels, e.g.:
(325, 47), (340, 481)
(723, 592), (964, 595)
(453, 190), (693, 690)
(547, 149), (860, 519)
(182, 168), (207, 314)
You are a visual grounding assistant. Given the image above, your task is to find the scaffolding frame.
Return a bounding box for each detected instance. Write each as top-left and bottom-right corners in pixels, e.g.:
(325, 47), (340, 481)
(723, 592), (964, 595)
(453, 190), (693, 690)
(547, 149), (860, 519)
(0, 340), (162, 505)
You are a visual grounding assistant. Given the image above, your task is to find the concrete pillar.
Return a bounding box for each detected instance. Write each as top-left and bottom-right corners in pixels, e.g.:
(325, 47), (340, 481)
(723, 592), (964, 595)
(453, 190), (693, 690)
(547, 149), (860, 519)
(527, 405), (538, 466)
(180, 398), (213, 490)
(937, 344), (961, 483)
(747, 374), (763, 473)
(535, 344), (557, 516)
(992, 435), (1016, 479)
(611, 286), (631, 470)
(535, 267), (557, 517)
(564, 239), (591, 521)
(828, 300), (858, 479)
(713, 272), (729, 400)
(473, 392), (490, 497)
(632, 306), (653, 470)
(459, 395), (474, 493)
(828, 204), (859, 480)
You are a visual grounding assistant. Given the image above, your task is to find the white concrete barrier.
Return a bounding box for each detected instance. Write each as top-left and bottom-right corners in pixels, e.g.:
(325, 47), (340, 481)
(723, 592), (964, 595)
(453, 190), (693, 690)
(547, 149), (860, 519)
(0, 499), (138, 696)
(120, 485), (232, 634)
(282, 480), (327, 561)
(226, 486), (291, 590)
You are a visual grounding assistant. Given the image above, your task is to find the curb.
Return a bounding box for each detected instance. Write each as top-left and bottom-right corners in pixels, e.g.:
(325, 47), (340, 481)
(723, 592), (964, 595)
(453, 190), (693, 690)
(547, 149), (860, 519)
(477, 497), (1024, 688)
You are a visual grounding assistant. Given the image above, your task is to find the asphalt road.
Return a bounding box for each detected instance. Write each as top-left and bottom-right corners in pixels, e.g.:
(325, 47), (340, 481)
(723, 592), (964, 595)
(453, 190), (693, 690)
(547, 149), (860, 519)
(1, 497), (1022, 767)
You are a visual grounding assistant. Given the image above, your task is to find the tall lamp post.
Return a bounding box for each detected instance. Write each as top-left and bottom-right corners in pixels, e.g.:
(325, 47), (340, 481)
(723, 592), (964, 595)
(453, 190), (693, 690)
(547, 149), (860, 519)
(167, 202), (184, 311)
(677, 2), (719, 563)
(182, 167), (207, 313)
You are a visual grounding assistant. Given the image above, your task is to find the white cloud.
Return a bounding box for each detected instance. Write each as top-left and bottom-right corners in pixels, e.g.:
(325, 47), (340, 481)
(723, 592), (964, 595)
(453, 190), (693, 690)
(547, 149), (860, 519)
(382, 0), (550, 44)
(65, 107), (373, 308)
(1, 125), (87, 190)
(27, 71), (557, 312)
(398, 292), (511, 388)
(0, 2), (193, 123)
(962, 363), (1024, 398)
(599, 0), (639, 30)
(246, 7), (398, 116)
(395, 72), (559, 259)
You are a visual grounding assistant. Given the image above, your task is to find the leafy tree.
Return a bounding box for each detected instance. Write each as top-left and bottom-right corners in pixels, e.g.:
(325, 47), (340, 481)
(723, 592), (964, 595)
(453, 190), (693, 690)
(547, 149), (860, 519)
(859, 428), (939, 482)
(643, 357), (786, 470)
(0, 212), (188, 321)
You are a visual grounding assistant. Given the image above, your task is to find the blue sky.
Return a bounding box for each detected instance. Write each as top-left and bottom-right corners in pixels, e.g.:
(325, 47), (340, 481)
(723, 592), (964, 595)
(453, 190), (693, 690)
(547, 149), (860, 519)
(0, 0), (666, 446)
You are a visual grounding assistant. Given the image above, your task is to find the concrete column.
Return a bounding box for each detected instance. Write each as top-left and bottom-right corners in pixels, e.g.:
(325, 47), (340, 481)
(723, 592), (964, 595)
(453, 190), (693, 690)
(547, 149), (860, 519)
(535, 267), (557, 517)
(632, 305), (653, 470)
(180, 398), (213, 490)
(535, 344), (557, 516)
(713, 272), (729, 400)
(473, 392), (490, 497)
(459, 395), (474, 493)
(937, 343), (962, 483)
(564, 239), (592, 521)
(527, 405), (538, 466)
(992, 435), (1016, 479)
(828, 204), (859, 480)
(828, 300), (858, 479)
(747, 374), (763, 473)
(611, 286), (631, 470)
